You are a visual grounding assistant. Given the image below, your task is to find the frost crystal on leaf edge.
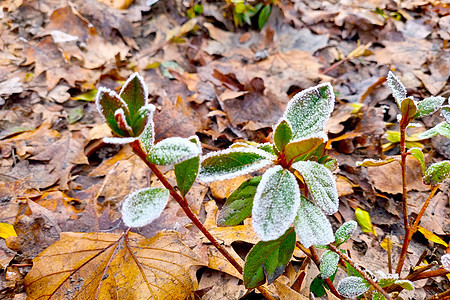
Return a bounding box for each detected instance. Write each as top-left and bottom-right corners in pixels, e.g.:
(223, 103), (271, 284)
(148, 136), (202, 165)
(387, 71), (407, 107)
(103, 137), (138, 144)
(95, 87), (129, 123)
(119, 72), (149, 105)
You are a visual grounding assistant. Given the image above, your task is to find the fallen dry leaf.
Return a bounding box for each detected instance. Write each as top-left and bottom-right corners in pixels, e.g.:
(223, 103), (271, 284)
(25, 231), (206, 299)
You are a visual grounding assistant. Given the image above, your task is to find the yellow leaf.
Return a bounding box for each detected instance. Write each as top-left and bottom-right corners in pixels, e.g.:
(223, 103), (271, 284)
(355, 208), (377, 236)
(417, 226), (448, 247)
(0, 223), (17, 240)
(25, 231), (206, 299)
(380, 237), (394, 252)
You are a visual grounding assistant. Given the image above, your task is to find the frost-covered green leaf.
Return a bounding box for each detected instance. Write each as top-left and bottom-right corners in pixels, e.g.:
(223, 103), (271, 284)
(217, 176), (261, 226)
(355, 207), (375, 235)
(294, 196), (334, 248)
(283, 82), (335, 141)
(292, 161), (338, 214)
(408, 147), (426, 174)
(400, 97), (417, 125)
(243, 229), (295, 288)
(376, 271), (398, 288)
(175, 156), (200, 196)
(413, 96), (445, 119)
(387, 71), (407, 107)
(396, 279), (414, 291)
(284, 133), (325, 163)
(335, 220), (357, 246)
(423, 161), (450, 185)
(147, 136), (201, 165)
(356, 158), (396, 167)
(256, 143), (275, 155)
(138, 106), (156, 154)
(418, 122), (450, 139)
(121, 187), (170, 227)
(337, 276), (370, 298)
(273, 119), (292, 151)
(119, 73), (148, 124)
(441, 254), (450, 271)
(252, 166), (300, 241)
(96, 87), (130, 136)
(199, 148), (273, 182)
(442, 105), (450, 123)
(319, 250), (339, 279)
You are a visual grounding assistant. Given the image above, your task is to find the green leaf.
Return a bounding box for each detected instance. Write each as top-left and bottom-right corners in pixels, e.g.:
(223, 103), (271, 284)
(400, 97), (417, 126)
(441, 105), (450, 123)
(310, 272), (337, 297)
(355, 208), (376, 235)
(396, 279), (414, 291)
(199, 148), (272, 182)
(337, 276), (370, 298)
(377, 273), (399, 288)
(284, 82), (335, 141)
(356, 158), (396, 167)
(294, 196), (335, 248)
(273, 119), (293, 151)
(175, 156), (200, 196)
(137, 106), (156, 154)
(243, 229), (295, 288)
(284, 134), (325, 163)
(320, 250), (339, 279)
(423, 161), (450, 185)
(436, 122), (450, 138)
(413, 96), (445, 119)
(334, 220), (357, 246)
(96, 87), (130, 136)
(387, 71), (407, 107)
(72, 89), (97, 101)
(252, 166), (300, 241)
(217, 176), (261, 226)
(408, 147), (426, 174)
(121, 187), (170, 227)
(119, 73), (148, 131)
(292, 161), (339, 214)
(256, 143), (275, 155)
(258, 4), (271, 30)
(373, 291), (387, 300)
(147, 136), (201, 165)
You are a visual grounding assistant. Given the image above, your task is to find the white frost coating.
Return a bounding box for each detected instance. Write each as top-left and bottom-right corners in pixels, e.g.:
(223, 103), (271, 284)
(441, 254), (450, 271)
(334, 220), (357, 245)
(119, 72), (149, 104)
(138, 105), (156, 153)
(198, 148), (275, 182)
(252, 166), (300, 241)
(103, 136), (138, 144)
(319, 250), (339, 278)
(336, 276), (370, 297)
(407, 122), (422, 128)
(415, 96), (445, 118)
(441, 105), (450, 123)
(147, 137), (201, 165)
(121, 187), (170, 227)
(283, 82), (335, 141)
(292, 161), (339, 214)
(387, 71), (407, 107)
(294, 197), (334, 248)
(375, 270), (399, 281)
(95, 87), (129, 122)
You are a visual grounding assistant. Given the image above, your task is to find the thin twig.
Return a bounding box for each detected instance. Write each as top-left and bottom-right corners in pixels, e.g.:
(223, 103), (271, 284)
(395, 124), (410, 276)
(395, 185), (439, 274)
(328, 244), (393, 300)
(129, 141), (276, 300)
(386, 236), (392, 274)
(427, 287), (450, 300)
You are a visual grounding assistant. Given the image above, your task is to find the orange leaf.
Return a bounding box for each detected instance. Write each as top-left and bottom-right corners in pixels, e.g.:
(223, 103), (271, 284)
(25, 231), (205, 299)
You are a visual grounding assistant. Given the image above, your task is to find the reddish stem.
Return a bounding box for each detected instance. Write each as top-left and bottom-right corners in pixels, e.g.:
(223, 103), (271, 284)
(395, 124), (410, 276)
(129, 141), (275, 300)
(327, 244), (393, 300)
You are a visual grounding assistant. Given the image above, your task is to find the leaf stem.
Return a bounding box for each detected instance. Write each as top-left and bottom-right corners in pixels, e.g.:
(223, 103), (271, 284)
(129, 141), (275, 300)
(395, 184), (439, 275)
(307, 245), (342, 299)
(327, 244), (393, 300)
(395, 123), (410, 276)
